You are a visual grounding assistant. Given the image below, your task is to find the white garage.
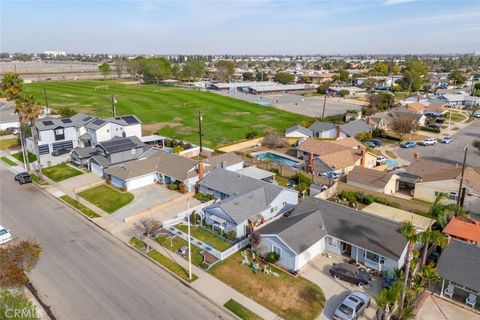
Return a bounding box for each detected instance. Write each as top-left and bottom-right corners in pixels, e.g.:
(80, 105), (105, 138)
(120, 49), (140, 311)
(90, 162), (104, 176)
(125, 173), (158, 191)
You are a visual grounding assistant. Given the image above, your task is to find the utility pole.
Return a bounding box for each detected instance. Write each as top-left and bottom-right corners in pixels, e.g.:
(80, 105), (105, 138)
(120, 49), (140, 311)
(198, 110), (203, 153)
(43, 86), (49, 110)
(321, 92), (327, 119)
(187, 198), (192, 280)
(111, 95), (117, 117)
(456, 145), (468, 215)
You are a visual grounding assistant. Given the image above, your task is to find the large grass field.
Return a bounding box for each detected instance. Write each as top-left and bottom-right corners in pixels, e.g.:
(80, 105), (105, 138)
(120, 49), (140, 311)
(24, 81), (309, 148)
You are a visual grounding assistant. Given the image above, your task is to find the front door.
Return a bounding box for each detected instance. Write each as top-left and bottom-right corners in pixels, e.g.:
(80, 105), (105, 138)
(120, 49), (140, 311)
(341, 242), (352, 257)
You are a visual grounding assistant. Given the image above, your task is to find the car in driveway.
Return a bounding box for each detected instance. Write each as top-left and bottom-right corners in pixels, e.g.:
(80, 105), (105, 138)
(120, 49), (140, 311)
(474, 111), (480, 118)
(0, 225), (13, 245)
(364, 139), (382, 148)
(363, 141), (376, 148)
(376, 156), (387, 165)
(14, 172), (32, 184)
(418, 137), (437, 146)
(440, 136), (453, 144)
(51, 148), (71, 156)
(321, 171), (340, 180)
(329, 263), (372, 288)
(400, 141), (416, 148)
(333, 291), (371, 320)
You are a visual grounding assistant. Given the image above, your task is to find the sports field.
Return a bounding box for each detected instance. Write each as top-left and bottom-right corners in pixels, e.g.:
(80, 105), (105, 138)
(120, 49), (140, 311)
(25, 81), (309, 148)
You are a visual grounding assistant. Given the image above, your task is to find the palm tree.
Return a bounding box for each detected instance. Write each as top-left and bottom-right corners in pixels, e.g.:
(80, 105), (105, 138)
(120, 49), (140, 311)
(375, 281), (402, 320)
(13, 98), (30, 172)
(419, 229), (446, 266)
(399, 221), (418, 311)
(21, 94), (44, 180)
(1, 72), (23, 100)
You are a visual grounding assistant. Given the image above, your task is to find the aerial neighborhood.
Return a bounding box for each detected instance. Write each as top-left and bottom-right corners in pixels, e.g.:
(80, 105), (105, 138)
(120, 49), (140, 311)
(1, 2), (480, 320)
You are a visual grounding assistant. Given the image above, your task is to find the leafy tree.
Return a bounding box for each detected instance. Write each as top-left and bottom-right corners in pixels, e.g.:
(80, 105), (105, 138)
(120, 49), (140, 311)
(339, 89), (350, 97)
(273, 72), (294, 84)
(317, 81), (331, 94)
(390, 115), (418, 141)
(182, 59), (205, 81)
(399, 60), (429, 92)
(0, 239), (41, 288)
(126, 57), (143, 78)
(215, 60), (235, 82)
(242, 72), (253, 81)
(370, 62), (389, 76)
(58, 107), (76, 118)
(1, 72), (23, 100)
(133, 218), (162, 252)
(360, 78), (377, 91)
(142, 57), (172, 83)
(399, 222), (418, 312)
(375, 281), (402, 320)
(0, 289), (40, 320)
(98, 63), (111, 79)
(473, 140), (480, 152)
(355, 132), (372, 141)
(255, 71), (268, 81)
(114, 60), (125, 79)
(13, 93), (30, 172)
(447, 70), (467, 86)
(338, 69), (350, 82)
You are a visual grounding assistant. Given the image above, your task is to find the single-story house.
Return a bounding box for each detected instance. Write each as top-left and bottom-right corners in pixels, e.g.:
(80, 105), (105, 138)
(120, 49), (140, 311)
(404, 102), (426, 113)
(339, 119), (372, 138)
(199, 169), (298, 238)
(285, 125), (312, 139)
(308, 122), (338, 139)
(347, 166), (398, 194)
(401, 159), (480, 215)
(391, 109), (427, 127)
(437, 239), (480, 304)
(257, 197), (409, 272)
(328, 86), (366, 97)
(440, 94), (480, 107)
(442, 217), (480, 245)
(362, 203), (432, 231)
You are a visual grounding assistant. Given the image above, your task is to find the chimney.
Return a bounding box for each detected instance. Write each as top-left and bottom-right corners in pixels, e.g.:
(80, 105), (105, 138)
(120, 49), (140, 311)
(220, 160), (226, 169)
(306, 152), (314, 173)
(360, 150), (366, 167)
(336, 125), (341, 139)
(198, 162), (204, 180)
(365, 116), (370, 125)
(414, 152), (420, 162)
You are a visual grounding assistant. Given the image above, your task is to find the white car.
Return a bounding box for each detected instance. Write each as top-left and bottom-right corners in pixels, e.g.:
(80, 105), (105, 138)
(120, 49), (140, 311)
(333, 291), (371, 320)
(419, 137), (437, 146)
(0, 225), (13, 245)
(376, 156), (387, 165)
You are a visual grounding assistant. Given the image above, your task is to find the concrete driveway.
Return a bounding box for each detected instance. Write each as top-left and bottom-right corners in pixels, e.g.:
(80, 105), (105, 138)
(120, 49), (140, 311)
(417, 294), (480, 320)
(301, 254), (382, 320)
(114, 184), (180, 221)
(396, 118), (480, 166)
(56, 171), (102, 193)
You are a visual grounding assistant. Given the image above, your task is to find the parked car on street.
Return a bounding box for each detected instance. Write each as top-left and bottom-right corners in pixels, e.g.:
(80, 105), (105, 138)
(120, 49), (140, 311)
(418, 137), (437, 146)
(0, 225), (13, 245)
(427, 124), (441, 130)
(363, 141), (376, 148)
(321, 171), (340, 180)
(400, 141), (416, 148)
(333, 291), (371, 320)
(474, 111), (480, 118)
(14, 172), (32, 184)
(425, 111), (441, 118)
(329, 263), (372, 288)
(51, 148), (71, 156)
(440, 136), (453, 144)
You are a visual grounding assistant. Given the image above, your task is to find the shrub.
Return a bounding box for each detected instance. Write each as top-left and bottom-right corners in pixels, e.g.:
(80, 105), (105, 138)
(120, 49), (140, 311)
(194, 192), (215, 203)
(339, 89), (350, 97)
(362, 194), (375, 205)
(265, 251), (280, 263)
(173, 145), (184, 154)
(189, 211), (200, 225)
(225, 230), (236, 241)
(167, 183), (178, 190)
(419, 126), (440, 133)
(372, 128), (386, 138)
(178, 183), (187, 193)
(245, 131), (259, 139)
(355, 132), (373, 141)
(338, 191), (359, 204)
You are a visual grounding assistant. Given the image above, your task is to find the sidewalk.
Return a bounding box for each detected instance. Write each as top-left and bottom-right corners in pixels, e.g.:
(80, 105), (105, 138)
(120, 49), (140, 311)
(0, 155), (279, 320)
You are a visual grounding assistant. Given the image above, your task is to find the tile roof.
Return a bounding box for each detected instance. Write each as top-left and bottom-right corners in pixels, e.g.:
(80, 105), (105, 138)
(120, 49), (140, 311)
(298, 138), (362, 170)
(436, 239), (480, 292)
(259, 197), (408, 260)
(405, 102), (426, 112)
(442, 217), (480, 243)
(347, 166), (396, 189)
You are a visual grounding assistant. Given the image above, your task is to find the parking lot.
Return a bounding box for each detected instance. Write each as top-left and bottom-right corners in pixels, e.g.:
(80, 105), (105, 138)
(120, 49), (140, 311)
(216, 91), (363, 117)
(396, 118), (480, 166)
(301, 254), (382, 320)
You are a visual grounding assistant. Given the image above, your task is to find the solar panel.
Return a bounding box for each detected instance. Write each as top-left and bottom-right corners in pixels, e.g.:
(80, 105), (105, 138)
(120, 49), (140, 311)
(92, 119), (105, 126)
(61, 119), (72, 123)
(42, 120), (54, 126)
(121, 115), (139, 125)
(82, 116), (93, 121)
(101, 137), (138, 153)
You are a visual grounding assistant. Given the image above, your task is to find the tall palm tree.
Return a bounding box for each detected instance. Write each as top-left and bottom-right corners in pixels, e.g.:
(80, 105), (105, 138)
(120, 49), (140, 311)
(14, 98), (30, 172)
(375, 281), (402, 320)
(21, 94), (44, 180)
(419, 229), (446, 266)
(399, 221), (418, 311)
(1, 72), (23, 100)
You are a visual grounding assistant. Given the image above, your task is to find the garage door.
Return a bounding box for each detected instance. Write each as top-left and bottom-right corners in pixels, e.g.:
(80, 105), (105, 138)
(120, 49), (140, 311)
(126, 174), (156, 191)
(91, 162), (104, 176)
(52, 140), (73, 152)
(38, 144), (49, 155)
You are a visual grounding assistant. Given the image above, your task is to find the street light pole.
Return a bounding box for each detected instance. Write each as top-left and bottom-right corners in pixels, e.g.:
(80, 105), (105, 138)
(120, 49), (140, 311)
(187, 198), (192, 280)
(456, 145), (468, 216)
(111, 95), (117, 117)
(198, 110), (203, 153)
(321, 93), (327, 119)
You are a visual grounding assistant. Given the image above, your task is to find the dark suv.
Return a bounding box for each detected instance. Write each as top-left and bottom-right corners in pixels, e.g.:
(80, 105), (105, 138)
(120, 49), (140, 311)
(329, 263), (372, 288)
(51, 148), (70, 156)
(14, 172), (32, 184)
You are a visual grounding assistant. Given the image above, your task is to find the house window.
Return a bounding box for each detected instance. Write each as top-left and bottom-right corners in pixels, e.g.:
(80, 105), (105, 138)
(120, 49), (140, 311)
(107, 129), (109, 133)
(365, 251), (384, 264)
(326, 236), (336, 247)
(131, 148), (136, 155)
(448, 192), (457, 201)
(272, 245), (282, 258)
(54, 128), (65, 141)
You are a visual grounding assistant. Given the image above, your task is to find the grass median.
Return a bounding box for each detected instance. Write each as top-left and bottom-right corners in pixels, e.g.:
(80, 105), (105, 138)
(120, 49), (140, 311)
(1, 156), (16, 166)
(60, 195), (101, 218)
(224, 299), (262, 320)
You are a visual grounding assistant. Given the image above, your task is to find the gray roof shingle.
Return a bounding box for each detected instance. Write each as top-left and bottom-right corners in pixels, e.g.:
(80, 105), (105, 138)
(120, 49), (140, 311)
(308, 121), (336, 132)
(436, 239), (480, 292)
(340, 119), (372, 137)
(285, 125), (313, 136)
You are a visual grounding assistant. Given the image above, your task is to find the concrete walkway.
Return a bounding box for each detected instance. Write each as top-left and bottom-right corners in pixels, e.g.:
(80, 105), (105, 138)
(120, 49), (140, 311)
(0, 153), (279, 320)
(417, 294), (480, 320)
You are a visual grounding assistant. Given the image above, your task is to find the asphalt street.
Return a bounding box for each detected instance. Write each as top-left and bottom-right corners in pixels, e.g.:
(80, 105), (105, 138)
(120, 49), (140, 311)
(396, 118), (480, 166)
(0, 168), (232, 320)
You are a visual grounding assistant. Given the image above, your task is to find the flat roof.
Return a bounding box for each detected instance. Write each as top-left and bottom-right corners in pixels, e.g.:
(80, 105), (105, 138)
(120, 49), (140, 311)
(238, 166), (275, 180)
(140, 135), (167, 143)
(362, 203), (431, 231)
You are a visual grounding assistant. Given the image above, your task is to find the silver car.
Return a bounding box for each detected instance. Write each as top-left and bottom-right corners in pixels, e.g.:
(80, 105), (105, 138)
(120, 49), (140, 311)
(333, 291), (371, 320)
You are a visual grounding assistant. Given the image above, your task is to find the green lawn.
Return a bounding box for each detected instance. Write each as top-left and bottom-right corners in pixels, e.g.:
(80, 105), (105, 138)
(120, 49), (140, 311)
(129, 237), (147, 251)
(12, 151), (36, 163)
(175, 225), (231, 251)
(60, 195), (101, 218)
(155, 235), (205, 268)
(210, 251), (325, 320)
(42, 163), (83, 182)
(224, 299), (262, 320)
(78, 184), (134, 213)
(0, 138), (18, 150)
(1, 156), (16, 166)
(24, 81), (309, 148)
(31, 174), (49, 185)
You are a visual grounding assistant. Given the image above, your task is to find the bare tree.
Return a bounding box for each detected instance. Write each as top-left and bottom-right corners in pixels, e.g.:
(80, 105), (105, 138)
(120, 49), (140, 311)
(115, 60), (125, 79)
(262, 131), (287, 148)
(390, 115), (418, 141)
(133, 218), (162, 252)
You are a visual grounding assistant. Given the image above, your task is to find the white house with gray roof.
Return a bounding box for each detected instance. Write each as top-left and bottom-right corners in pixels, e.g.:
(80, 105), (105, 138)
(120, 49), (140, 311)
(258, 197), (409, 272)
(199, 169), (298, 238)
(26, 113), (142, 155)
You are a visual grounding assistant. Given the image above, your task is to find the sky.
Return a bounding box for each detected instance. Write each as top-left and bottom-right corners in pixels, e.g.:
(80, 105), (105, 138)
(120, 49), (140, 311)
(1, 0), (480, 55)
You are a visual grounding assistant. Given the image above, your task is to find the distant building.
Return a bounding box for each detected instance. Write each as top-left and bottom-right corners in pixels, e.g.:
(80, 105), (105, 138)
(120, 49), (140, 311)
(43, 51), (66, 57)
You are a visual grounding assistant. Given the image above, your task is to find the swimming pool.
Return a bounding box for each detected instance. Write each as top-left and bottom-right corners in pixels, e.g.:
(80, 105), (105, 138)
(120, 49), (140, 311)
(385, 159), (400, 170)
(253, 152), (301, 167)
